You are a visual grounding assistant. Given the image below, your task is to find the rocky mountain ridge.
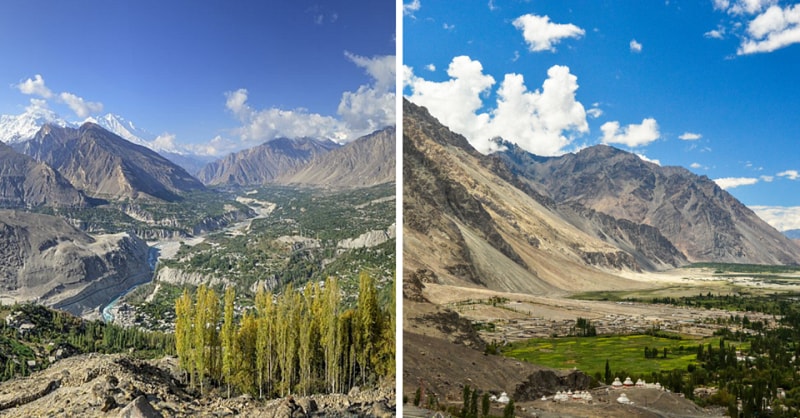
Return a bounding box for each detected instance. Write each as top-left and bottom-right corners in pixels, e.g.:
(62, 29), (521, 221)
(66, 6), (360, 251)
(277, 126), (396, 188)
(495, 143), (800, 265)
(404, 99), (645, 295)
(15, 123), (205, 202)
(197, 137), (340, 186)
(0, 142), (90, 209)
(403, 98), (799, 298)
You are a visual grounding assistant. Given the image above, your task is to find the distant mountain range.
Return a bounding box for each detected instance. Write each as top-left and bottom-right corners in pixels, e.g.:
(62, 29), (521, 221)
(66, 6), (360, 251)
(1, 108), (396, 189)
(14, 123), (205, 202)
(196, 137), (341, 186)
(495, 142), (799, 265)
(403, 99), (800, 296)
(276, 126), (396, 188)
(0, 108), (212, 174)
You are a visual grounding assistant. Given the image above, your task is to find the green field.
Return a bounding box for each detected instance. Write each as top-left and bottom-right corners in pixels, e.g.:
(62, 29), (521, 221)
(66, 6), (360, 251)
(502, 334), (743, 379)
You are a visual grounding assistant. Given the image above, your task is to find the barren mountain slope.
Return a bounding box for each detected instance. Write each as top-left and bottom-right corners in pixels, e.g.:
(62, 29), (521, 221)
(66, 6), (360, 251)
(197, 137), (340, 186)
(0, 210), (150, 317)
(403, 100), (646, 295)
(0, 142), (89, 208)
(16, 123), (204, 202)
(277, 126), (395, 188)
(499, 144), (800, 264)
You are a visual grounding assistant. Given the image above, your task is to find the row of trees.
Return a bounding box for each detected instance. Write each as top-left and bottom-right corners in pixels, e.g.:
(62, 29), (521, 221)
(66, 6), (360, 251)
(174, 272), (394, 398)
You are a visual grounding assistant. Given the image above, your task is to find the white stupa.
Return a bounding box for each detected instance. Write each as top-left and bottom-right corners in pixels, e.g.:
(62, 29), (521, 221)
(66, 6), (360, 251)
(612, 377), (623, 389)
(497, 392), (510, 404)
(617, 393), (632, 404)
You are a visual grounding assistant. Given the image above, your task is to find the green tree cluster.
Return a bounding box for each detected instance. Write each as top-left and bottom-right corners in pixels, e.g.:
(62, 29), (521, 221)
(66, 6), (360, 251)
(173, 272), (394, 398)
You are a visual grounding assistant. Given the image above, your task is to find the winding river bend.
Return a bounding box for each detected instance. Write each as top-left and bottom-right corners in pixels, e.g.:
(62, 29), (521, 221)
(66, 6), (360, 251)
(101, 246), (161, 323)
(99, 197), (275, 324)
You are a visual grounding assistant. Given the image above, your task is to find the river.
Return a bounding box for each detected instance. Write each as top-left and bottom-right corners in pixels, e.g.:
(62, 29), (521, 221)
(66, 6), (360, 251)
(101, 246), (161, 323)
(100, 197), (276, 324)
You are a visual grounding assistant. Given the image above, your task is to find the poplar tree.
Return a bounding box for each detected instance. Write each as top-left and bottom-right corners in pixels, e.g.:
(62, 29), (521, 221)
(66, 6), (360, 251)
(321, 277), (341, 393)
(255, 288), (275, 399)
(298, 283), (315, 396)
(356, 271), (379, 385)
(175, 288), (193, 384)
(234, 309), (258, 395)
(204, 287), (221, 385)
(193, 285), (208, 394)
(221, 286), (235, 398)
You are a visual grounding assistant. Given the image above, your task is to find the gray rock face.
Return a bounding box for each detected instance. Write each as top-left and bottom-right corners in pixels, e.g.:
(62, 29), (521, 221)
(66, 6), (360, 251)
(277, 127), (396, 188)
(337, 224), (396, 249)
(16, 123), (205, 202)
(499, 144), (800, 264)
(197, 137), (340, 186)
(0, 142), (88, 208)
(513, 369), (592, 401)
(0, 210), (150, 317)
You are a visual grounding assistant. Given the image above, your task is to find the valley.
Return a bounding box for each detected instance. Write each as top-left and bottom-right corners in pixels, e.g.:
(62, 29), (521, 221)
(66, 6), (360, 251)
(402, 98), (800, 417)
(109, 183), (396, 332)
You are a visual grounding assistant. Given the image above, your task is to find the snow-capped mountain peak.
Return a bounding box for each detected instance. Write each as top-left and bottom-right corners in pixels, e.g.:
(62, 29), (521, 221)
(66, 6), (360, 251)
(0, 104), (70, 143)
(83, 113), (156, 148)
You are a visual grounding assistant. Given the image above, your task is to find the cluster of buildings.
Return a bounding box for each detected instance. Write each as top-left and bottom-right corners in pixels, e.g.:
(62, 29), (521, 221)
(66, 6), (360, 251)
(548, 390), (593, 403)
(470, 301), (778, 343)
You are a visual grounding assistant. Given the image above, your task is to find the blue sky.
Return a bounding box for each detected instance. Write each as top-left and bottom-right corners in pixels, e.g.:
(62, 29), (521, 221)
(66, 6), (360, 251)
(0, 0), (395, 155)
(403, 0), (800, 231)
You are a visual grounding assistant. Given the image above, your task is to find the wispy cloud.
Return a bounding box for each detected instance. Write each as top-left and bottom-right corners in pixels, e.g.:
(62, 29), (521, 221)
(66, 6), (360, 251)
(714, 176), (759, 189)
(679, 132), (702, 140)
(778, 169), (800, 180)
(403, 0), (421, 17)
(630, 39), (643, 53)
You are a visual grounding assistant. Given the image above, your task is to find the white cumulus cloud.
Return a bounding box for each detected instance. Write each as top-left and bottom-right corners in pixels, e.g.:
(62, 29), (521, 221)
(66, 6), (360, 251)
(15, 74), (53, 98)
(226, 89), (346, 143)
(600, 118), (660, 147)
(738, 4), (800, 54)
(405, 56), (589, 156)
(338, 52), (396, 135)
(630, 39), (643, 52)
(778, 169), (800, 180)
(635, 153), (660, 165)
(15, 74), (103, 118)
(225, 53), (395, 146)
(513, 14), (585, 52)
(714, 177), (759, 189)
(750, 205), (800, 231)
(679, 132), (702, 140)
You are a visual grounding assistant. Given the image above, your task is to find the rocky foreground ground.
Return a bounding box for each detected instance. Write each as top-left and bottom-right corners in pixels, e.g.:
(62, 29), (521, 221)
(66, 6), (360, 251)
(0, 353), (395, 417)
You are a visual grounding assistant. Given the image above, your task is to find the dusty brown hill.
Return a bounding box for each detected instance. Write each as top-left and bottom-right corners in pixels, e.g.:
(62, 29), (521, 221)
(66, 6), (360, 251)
(0, 142), (89, 208)
(404, 99), (656, 295)
(497, 143), (800, 264)
(0, 210), (150, 317)
(0, 353), (395, 417)
(197, 137), (340, 186)
(277, 127), (395, 188)
(16, 123), (204, 202)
